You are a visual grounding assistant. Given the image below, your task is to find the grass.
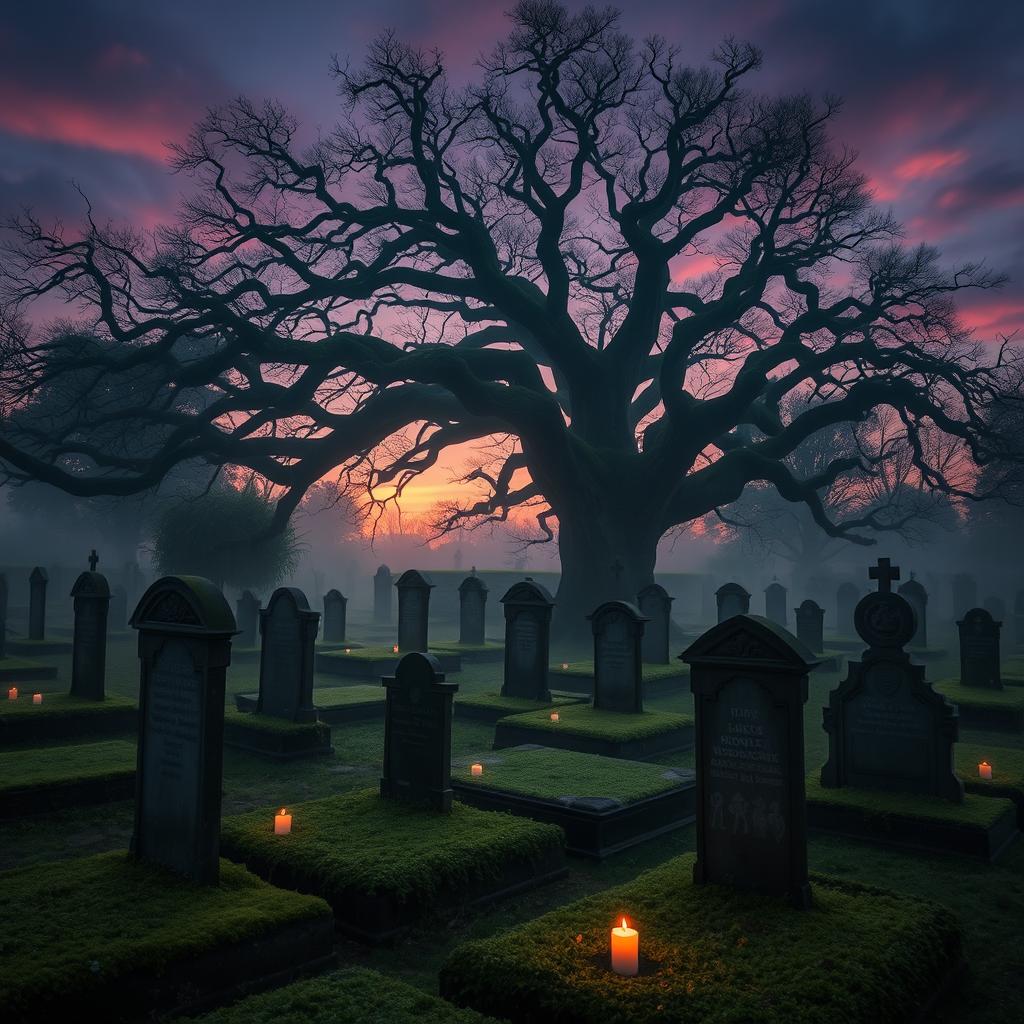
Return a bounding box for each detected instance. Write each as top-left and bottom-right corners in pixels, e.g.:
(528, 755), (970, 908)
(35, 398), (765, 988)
(439, 852), (962, 1024)
(453, 747), (688, 803)
(499, 704), (693, 741)
(432, 642), (504, 654)
(220, 787), (563, 905)
(0, 851), (330, 1023)
(455, 691), (578, 714)
(315, 645), (401, 662)
(550, 659), (688, 681)
(0, 656), (53, 671)
(956, 743), (1024, 789)
(934, 680), (1024, 710)
(0, 693), (135, 720)
(313, 685), (385, 708)
(223, 708), (329, 736)
(0, 740), (135, 794)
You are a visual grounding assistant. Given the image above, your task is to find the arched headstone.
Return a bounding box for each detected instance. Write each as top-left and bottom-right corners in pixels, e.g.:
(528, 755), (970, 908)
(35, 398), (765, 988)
(500, 578), (555, 701)
(637, 583), (672, 663)
(373, 565), (393, 624)
(458, 574), (488, 645)
(794, 599), (824, 654)
(590, 601), (647, 713)
(958, 608), (1002, 689)
(257, 587), (320, 722)
(69, 570), (111, 700)
(715, 583), (750, 623)
(764, 582), (787, 627)
(323, 589), (347, 643)
(395, 570), (434, 652)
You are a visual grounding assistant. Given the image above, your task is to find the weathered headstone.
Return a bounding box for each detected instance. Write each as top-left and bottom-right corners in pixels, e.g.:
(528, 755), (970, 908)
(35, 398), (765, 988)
(0, 574), (7, 660)
(69, 571), (111, 700)
(373, 564), (393, 624)
(500, 578), (555, 701)
(28, 566), (48, 641)
(682, 614), (815, 909)
(458, 573), (488, 645)
(130, 575), (237, 884)
(590, 601), (647, 713)
(322, 588), (347, 643)
(958, 608), (1002, 689)
(764, 582), (787, 627)
(395, 570), (434, 652)
(897, 575), (928, 647)
(794, 599), (825, 654)
(110, 585), (128, 630)
(716, 583), (750, 623)
(821, 558), (962, 802)
(380, 652), (457, 812)
(236, 590), (260, 648)
(836, 582), (859, 634)
(983, 595), (1006, 623)
(952, 573), (977, 619)
(637, 583), (673, 664)
(256, 588), (320, 722)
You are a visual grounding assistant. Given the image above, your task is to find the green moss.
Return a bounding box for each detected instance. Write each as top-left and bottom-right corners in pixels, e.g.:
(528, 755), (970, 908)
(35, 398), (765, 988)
(0, 740), (135, 794)
(934, 680), (1024, 711)
(454, 747), (687, 803)
(220, 788), (562, 904)
(0, 657), (51, 671)
(0, 851), (330, 1022)
(805, 776), (1012, 826)
(190, 967), (496, 1024)
(439, 853), (962, 1024)
(455, 692), (577, 715)
(313, 685), (384, 708)
(956, 743), (1024, 790)
(0, 694), (135, 721)
(550, 660), (688, 682)
(432, 642), (504, 654)
(500, 704), (693, 742)
(223, 708), (328, 737)
(316, 645), (400, 662)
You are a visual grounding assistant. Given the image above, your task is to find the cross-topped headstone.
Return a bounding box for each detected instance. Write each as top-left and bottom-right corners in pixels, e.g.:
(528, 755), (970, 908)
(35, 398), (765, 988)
(88, 549), (99, 572)
(868, 557), (900, 594)
(70, 569), (111, 700)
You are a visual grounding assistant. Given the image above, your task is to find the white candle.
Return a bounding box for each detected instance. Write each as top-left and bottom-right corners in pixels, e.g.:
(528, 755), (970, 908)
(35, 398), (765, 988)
(611, 917), (639, 976)
(274, 808), (292, 835)
(471, 763), (484, 777)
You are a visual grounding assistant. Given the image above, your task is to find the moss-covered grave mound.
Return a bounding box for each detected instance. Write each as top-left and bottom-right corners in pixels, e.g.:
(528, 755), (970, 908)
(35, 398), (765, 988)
(498, 705), (692, 742)
(0, 693), (137, 746)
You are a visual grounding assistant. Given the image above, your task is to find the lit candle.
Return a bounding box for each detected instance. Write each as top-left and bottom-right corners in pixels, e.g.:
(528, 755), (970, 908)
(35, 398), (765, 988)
(274, 808), (292, 835)
(611, 917), (639, 976)
(344, 647), (351, 654)
(32, 693), (42, 705)
(550, 711), (560, 722)
(7, 687), (17, 701)
(561, 662), (569, 670)
(392, 644), (399, 654)
(979, 761), (993, 780)
(471, 762), (484, 777)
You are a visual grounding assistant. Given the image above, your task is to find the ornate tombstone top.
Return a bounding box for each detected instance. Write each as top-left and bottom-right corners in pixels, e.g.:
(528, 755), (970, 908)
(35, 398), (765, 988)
(458, 573), (489, 594)
(71, 571), (111, 599)
(500, 577), (556, 607)
(130, 575), (237, 637)
(395, 569), (434, 590)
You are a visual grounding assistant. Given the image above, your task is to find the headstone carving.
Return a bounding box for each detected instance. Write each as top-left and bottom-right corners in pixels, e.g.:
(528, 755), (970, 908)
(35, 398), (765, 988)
(373, 565), (393, 624)
(764, 582), (787, 627)
(130, 575), (237, 884)
(952, 573), (977, 619)
(794, 599), (825, 654)
(715, 583), (750, 623)
(458, 573), (488, 645)
(28, 566), (48, 641)
(395, 570), (434, 652)
(836, 582), (859, 634)
(637, 583), (673, 664)
(590, 601), (647, 713)
(897, 575), (928, 647)
(323, 588), (347, 643)
(380, 652), (457, 812)
(682, 614), (815, 909)
(958, 608), (1002, 689)
(236, 590), (260, 648)
(69, 570), (111, 700)
(256, 587), (320, 723)
(500, 578), (555, 701)
(0, 574), (7, 660)
(820, 558), (962, 802)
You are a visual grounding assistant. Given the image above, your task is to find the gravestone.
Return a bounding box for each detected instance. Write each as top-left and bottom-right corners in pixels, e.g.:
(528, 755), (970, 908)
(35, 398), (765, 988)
(323, 589), (347, 643)
(256, 588), (320, 723)
(983, 595), (1006, 623)
(69, 570), (111, 700)
(821, 558), (962, 802)
(716, 583), (750, 623)
(28, 566), (48, 641)
(897, 575), (928, 647)
(958, 608), (1002, 689)
(110, 585), (129, 630)
(590, 601), (647, 713)
(236, 590), (260, 648)
(373, 565), (393, 624)
(1015, 590), (1024, 649)
(500, 578), (555, 701)
(952, 573), (977, 619)
(794, 599), (825, 654)
(836, 582), (859, 634)
(764, 582), (787, 627)
(395, 570), (434, 652)
(458, 573), (488, 645)
(0, 574), (7, 660)
(130, 575), (237, 884)
(681, 614), (815, 909)
(380, 652), (457, 812)
(637, 583), (673, 663)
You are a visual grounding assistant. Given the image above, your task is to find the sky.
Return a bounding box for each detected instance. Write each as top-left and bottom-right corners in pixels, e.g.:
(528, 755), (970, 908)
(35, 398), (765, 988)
(2, 0), (1022, 514)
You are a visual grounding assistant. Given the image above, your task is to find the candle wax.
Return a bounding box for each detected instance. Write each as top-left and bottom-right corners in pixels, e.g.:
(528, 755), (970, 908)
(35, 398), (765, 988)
(274, 810), (293, 835)
(611, 919), (639, 976)
(979, 762), (993, 780)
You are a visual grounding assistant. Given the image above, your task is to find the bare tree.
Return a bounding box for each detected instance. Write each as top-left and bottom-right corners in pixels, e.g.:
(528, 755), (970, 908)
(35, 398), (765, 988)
(0, 2), (1018, 636)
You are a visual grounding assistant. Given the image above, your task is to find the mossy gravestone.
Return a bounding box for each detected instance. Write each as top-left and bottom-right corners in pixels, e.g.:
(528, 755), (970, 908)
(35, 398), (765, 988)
(682, 615), (816, 909)
(257, 588), (320, 723)
(637, 583), (672, 663)
(396, 570), (434, 652)
(715, 582), (750, 623)
(323, 588), (347, 643)
(28, 566), (47, 641)
(380, 652), (457, 812)
(795, 599), (824, 654)
(836, 581), (859, 633)
(458, 573), (488, 645)
(898, 575), (928, 647)
(499, 578), (555, 701)
(958, 608), (1002, 689)
(69, 571), (111, 700)
(374, 564), (393, 624)
(590, 601), (646, 713)
(821, 558), (963, 802)
(130, 576), (237, 884)
(764, 582), (787, 627)
(236, 590), (260, 647)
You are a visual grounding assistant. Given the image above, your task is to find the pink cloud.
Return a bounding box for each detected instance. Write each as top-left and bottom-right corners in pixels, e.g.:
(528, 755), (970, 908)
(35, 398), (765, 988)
(958, 300), (1024, 336)
(894, 149), (968, 182)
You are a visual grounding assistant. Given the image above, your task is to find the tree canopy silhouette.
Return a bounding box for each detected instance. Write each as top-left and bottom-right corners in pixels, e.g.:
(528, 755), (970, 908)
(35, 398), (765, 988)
(1, 1), (1019, 633)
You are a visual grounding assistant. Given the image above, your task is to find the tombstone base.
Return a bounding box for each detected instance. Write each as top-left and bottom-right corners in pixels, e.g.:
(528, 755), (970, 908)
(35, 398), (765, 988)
(223, 710), (333, 760)
(0, 656), (59, 683)
(0, 853), (334, 1024)
(5, 638), (73, 657)
(454, 692), (585, 724)
(493, 706), (694, 760)
(315, 646), (462, 680)
(548, 660), (689, 699)
(0, 694), (136, 747)
(220, 788), (566, 945)
(438, 852), (965, 1024)
(236, 685), (385, 724)
(934, 680), (1024, 732)
(806, 777), (1019, 862)
(957, 742), (1024, 829)
(451, 746), (696, 858)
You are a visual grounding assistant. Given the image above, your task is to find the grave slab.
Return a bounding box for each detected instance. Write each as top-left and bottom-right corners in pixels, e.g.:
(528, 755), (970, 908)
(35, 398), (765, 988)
(956, 742), (1024, 829)
(315, 645), (462, 679)
(223, 709), (334, 760)
(0, 656), (59, 683)
(547, 659), (688, 699)
(236, 684), (385, 724)
(0, 693), (137, 747)
(454, 691), (584, 724)
(933, 681), (1024, 733)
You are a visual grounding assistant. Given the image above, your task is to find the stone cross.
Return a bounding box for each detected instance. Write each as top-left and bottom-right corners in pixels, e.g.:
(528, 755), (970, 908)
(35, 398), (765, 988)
(88, 549), (99, 572)
(868, 557), (900, 594)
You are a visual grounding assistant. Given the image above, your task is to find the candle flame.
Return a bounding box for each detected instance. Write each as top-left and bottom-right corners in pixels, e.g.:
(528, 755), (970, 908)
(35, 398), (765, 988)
(621, 917), (628, 930)
(279, 808), (286, 815)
